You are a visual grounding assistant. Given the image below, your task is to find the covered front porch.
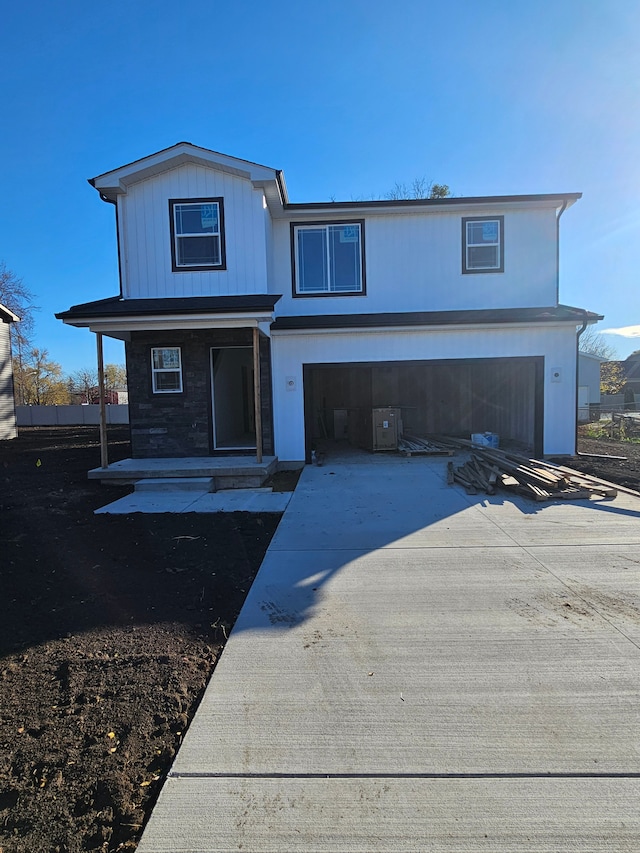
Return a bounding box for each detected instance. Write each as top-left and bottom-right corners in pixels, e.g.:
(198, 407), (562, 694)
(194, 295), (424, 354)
(56, 294), (281, 475)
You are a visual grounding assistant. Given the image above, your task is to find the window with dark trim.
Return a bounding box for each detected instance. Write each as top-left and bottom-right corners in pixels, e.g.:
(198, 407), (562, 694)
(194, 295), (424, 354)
(169, 198), (226, 271)
(151, 347), (183, 393)
(462, 216), (504, 274)
(291, 220), (365, 296)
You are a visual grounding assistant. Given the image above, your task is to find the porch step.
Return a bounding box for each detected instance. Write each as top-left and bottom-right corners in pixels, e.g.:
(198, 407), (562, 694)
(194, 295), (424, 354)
(89, 456), (278, 489)
(134, 477), (215, 493)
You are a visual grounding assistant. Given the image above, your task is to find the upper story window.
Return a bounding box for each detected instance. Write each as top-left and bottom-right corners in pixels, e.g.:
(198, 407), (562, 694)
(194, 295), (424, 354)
(292, 221), (365, 296)
(462, 216), (504, 274)
(169, 198), (226, 272)
(151, 347), (183, 393)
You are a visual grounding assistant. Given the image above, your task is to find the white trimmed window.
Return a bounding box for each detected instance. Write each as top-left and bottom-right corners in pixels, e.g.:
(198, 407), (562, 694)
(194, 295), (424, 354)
(170, 198), (226, 271)
(293, 221), (365, 295)
(151, 347), (183, 393)
(462, 216), (504, 273)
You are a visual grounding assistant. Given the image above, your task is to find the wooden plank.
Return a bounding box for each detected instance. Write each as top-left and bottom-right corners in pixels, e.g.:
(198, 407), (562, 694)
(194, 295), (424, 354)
(537, 462), (627, 498)
(96, 332), (108, 469)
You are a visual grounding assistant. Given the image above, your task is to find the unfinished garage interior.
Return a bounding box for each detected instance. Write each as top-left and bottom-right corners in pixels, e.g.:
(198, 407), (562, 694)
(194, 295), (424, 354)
(303, 356), (544, 460)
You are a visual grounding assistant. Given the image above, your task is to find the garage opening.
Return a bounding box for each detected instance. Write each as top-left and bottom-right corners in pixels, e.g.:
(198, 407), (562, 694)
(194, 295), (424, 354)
(303, 357), (543, 461)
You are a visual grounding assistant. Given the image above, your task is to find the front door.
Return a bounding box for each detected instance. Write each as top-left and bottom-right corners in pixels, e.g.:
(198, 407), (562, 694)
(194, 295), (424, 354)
(210, 347), (256, 450)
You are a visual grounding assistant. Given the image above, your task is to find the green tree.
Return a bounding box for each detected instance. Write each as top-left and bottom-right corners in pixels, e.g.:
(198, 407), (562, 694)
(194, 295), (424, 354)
(104, 363), (127, 391)
(14, 348), (69, 405)
(600, 361), (625, 395)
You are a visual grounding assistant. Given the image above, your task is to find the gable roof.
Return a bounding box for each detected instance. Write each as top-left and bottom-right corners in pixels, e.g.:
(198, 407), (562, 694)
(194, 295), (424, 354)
(90, 142), (288, 212)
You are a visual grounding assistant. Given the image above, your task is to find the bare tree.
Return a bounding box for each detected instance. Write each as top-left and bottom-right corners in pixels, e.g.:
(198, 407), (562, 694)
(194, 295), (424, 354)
(385, 178), (451, 201)
(69, 367), (98, 402)
(579, 326), (617, 360)
(0, 262), (39, 357)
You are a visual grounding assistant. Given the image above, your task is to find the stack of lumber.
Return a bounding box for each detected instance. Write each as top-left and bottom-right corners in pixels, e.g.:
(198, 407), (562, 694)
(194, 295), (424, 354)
(438, 439), (618, 501)
(398, 434), (455, 456)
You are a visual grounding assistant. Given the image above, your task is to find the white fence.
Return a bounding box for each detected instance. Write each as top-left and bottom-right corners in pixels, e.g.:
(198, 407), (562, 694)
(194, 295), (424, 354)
(16, 405), (129, 426)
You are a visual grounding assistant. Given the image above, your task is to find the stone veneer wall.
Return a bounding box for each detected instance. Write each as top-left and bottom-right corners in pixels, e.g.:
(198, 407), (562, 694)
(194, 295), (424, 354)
(126, 329), (273, 458)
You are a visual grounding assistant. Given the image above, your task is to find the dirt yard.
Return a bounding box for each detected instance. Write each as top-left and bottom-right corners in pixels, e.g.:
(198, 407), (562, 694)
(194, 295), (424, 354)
(569, 426), (640, 491)
(0, 425), (638, 852)
(0, 427), (282, 852)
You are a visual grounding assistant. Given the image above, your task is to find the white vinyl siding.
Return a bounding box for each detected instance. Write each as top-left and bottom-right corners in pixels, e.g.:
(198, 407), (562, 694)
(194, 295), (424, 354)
(271, 206), (557, 315)
(0, 322), (17, 440)
(118, 164), (269, 298)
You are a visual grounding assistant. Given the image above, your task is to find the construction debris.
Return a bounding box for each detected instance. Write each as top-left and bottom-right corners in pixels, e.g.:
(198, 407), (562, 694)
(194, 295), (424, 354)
(437, 437), (618, 502)
(398, 434), (455, 456)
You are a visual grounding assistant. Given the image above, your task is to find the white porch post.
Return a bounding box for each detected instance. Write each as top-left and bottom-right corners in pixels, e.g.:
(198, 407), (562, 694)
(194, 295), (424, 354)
(96, 332), (108, 469)
(253, 327), (263, 464)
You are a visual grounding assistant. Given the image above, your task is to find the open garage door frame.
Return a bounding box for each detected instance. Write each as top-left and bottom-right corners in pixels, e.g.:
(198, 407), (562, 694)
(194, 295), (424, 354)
(303, 356), (544, 462)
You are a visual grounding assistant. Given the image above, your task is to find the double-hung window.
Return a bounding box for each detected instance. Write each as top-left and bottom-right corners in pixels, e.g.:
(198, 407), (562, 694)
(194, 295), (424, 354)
(170, 198), (226, 271)
(292, 221), (365, 295)
(151, 347), (183, 393)
(462, 216), (504, 273)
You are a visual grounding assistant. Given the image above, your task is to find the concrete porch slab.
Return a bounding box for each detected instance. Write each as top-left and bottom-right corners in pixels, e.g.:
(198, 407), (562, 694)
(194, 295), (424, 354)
(134, 477), (215, 492)
(88, 455), (278, 484)
(94, 488), (292, 514)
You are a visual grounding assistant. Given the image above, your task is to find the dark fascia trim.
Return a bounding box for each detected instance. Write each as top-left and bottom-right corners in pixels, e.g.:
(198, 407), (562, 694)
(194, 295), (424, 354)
(461, 216), (504, 275)
(290, 219), (367, 299)
(271, 305), (604, 332)
(169, 197), (227, 272)
(283, 192), (582, 213)
(275, 170), (289, 205)
(56, 294), (282, 320)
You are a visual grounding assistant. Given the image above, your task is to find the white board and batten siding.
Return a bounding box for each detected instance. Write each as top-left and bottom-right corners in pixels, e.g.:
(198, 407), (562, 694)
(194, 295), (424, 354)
(118, 164), (270, 299)
(0, 320), (17, 440)
(271, 204), (559, 316)
(271, 323), (577, 463)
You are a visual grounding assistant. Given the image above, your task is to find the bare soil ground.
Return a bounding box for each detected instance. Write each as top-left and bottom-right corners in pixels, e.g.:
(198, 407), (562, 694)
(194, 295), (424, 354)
(0, 427), (282, 852)
(568, 426), (640, 491)
(0, 425), (638, 852)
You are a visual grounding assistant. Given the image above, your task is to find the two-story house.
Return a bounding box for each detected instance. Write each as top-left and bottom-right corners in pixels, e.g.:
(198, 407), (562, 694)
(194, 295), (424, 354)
(57, 142), (601, 466)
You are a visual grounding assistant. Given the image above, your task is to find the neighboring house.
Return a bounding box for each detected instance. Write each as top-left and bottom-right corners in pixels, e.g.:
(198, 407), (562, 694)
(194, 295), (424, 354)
(577, 352), (605, 422)
(620, 351), (640, 395)
(0, 303), (20, 441)
(57, 142), (602, 463)
(71, 387), (129, 406)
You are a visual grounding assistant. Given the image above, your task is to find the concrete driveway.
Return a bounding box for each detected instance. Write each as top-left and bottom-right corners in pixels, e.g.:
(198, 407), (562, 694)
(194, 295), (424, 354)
(138, 455), (640, 851)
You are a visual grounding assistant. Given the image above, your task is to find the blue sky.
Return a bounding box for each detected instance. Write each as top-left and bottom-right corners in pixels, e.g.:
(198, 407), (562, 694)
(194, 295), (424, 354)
(2, 0), (639, 373)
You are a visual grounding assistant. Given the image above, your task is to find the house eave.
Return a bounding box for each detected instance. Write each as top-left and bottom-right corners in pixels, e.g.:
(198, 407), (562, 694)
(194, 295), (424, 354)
(60, 312), (276, 336)
(0, 303), (20, 323)
(274, 192), (582, 220)
(89, 142), (287, 212)
(270, 305), (603, 334)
